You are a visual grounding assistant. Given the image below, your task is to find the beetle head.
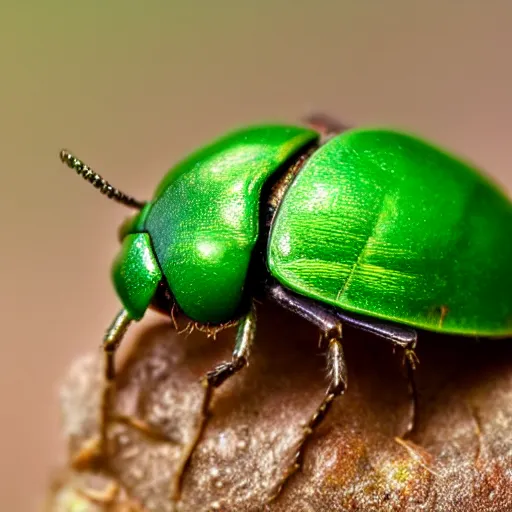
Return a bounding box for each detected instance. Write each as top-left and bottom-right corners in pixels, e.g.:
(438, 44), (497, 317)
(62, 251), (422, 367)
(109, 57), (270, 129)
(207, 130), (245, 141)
(60, 149), (171, 320)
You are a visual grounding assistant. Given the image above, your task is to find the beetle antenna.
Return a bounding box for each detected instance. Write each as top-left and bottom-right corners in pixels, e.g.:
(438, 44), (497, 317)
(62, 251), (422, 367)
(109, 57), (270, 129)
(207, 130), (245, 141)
(59, 149), (146, 210)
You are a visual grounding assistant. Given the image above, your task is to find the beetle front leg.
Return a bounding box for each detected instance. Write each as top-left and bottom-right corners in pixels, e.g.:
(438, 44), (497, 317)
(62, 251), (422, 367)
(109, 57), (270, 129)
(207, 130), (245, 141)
(71, 309), (133, 468)
(100, 309), (135, 450)
(172, 306), (257, 500)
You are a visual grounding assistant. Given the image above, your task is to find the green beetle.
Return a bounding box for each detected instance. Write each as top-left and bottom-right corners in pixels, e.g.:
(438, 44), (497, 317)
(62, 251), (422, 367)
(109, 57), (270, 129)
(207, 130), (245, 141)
(60, 115), (512, 500)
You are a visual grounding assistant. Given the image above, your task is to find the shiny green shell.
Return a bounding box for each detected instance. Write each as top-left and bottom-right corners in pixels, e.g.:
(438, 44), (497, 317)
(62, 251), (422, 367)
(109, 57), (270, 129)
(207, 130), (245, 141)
(112, 232), (162, 320)
(138, 124), (319, 323)
(268, 128), (512, 336)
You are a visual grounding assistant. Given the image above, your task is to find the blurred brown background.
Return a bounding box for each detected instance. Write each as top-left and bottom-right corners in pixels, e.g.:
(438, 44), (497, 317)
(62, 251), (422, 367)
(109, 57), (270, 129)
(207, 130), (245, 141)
(1, 1), (511, 510)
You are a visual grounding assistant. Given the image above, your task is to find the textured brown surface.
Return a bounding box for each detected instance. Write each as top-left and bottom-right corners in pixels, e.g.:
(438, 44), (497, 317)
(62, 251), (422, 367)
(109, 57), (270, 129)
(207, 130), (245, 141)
(47, 303), (512, 511)
(3, 3), (512, 510)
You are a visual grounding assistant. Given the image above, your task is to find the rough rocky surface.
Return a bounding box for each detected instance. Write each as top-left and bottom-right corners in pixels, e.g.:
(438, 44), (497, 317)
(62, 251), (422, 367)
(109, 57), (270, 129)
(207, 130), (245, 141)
(46, 303), (512, 511)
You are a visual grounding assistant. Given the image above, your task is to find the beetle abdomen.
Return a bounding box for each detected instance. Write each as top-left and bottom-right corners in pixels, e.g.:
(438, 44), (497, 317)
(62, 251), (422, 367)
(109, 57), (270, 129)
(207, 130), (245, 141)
(268, 129), (512, 336)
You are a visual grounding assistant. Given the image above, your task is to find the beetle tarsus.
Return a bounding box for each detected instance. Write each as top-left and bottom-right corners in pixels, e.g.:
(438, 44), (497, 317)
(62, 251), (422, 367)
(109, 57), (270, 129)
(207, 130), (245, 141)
(172, 306), (257, 501)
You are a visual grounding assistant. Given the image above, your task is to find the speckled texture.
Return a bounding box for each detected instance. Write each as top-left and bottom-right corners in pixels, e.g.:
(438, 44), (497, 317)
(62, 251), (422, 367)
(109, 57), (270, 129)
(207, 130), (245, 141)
(46, 470), (142, 511)
(145, 124), (318, 323)
(48, 304), (512, 511)
(112, 233), (162, 320)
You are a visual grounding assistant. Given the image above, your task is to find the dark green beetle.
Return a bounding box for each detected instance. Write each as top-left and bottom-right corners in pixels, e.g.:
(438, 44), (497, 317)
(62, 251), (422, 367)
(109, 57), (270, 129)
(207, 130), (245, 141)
(60, 115), (512, 500)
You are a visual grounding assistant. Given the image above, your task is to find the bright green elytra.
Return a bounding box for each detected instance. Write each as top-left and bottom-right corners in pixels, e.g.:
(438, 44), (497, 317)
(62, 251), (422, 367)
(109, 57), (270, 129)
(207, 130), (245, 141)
(268, 128), (512, 336)
(111, 123), (512, 336)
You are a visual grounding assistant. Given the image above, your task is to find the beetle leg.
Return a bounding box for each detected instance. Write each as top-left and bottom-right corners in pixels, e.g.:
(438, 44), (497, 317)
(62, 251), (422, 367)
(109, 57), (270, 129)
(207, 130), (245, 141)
(401, 348), (420, 438)
(172, 305), (257, 500)
(100, 310), (133, 452)
(267, 283), (350, 499)
(267, 282), (344, 334)
(270, 325), (347, 503)
(333, 306), (419, 437)
(302, 113), (350, 141)
(334, 306), (420, 437)
(268, 283), (419, 449)
(70, 309), (132, 468)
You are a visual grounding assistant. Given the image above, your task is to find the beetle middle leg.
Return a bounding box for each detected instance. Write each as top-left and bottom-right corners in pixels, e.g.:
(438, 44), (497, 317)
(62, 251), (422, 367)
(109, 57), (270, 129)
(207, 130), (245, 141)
(267, 283), (420, 497)
(172, 305), (257, 500)
(269, 283), (420, 436)
(267, 284), (348, 499)
(270, 325), (347, 502)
